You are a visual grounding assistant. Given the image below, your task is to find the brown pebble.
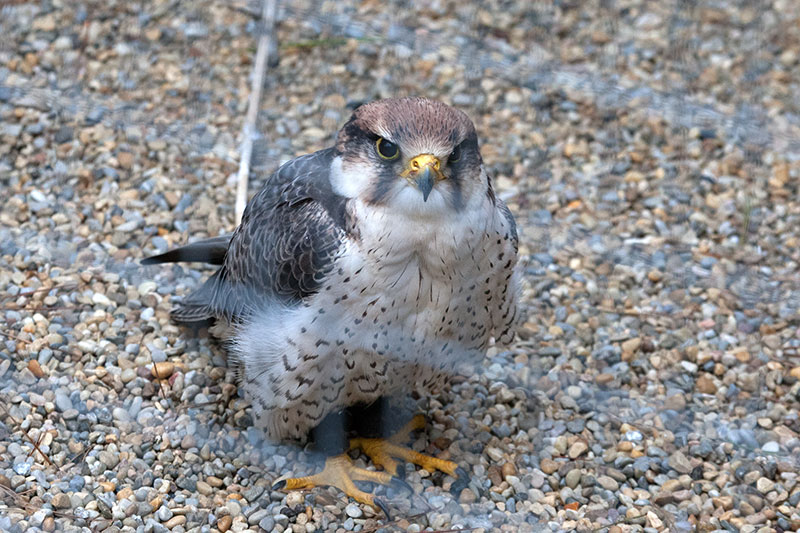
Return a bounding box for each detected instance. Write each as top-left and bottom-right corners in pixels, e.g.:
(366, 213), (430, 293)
(52, 493), (71, 509)
(487, 465), (503, 487)
(117, 151), (134, 169)
(618, 441), (633, 452)
(459, 487), (477, 504)
(27, 359), (45, 378)
(217, 515), (232, 532)
(540, 458), (559, 474)
(568, 440), (588, 459)
(622, 337), (642, 353)
(196, 480), (212, 496)
(595, 373), (614, 385)
(151, 361), (175, 379)
(0, 474), (10, 488)
(42, 517), (55, 532)
(501, 461), (516, 479)
(695, 374), (717, 394)
(117, 486), (133, 500)
(207, 476), (223, 487)
(164, 515), (186, 529)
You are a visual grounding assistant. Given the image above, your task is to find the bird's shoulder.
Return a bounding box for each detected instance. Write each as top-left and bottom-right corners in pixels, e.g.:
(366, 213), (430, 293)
(243, 147), (347, 227)
(221, 148), (351, 304)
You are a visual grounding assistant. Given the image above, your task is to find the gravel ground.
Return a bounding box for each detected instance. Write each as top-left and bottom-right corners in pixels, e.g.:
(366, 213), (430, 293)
(2, 1), (800, 532)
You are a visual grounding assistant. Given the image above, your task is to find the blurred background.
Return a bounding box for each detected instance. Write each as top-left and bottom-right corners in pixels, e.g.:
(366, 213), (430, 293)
(1, 1), (799, 532)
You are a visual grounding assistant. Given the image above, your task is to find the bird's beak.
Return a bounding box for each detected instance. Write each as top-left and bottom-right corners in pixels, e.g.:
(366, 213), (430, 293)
(401, 154), (444, 202)
(416, 167), (434, 201)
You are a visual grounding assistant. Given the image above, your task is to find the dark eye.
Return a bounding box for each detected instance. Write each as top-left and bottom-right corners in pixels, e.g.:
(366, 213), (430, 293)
(448, 144), (462, 163)
(375, 138), (400, 160)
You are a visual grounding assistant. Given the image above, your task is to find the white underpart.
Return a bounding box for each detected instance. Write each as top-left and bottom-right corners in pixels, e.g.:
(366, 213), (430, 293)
(232, 159), (520, 441)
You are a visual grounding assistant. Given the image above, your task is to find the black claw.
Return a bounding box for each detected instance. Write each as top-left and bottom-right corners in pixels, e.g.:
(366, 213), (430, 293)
(374, 497), (392, 520)
(271, 479), (286, 491)
(389, 476), (414, 494)
(450, 467), (471, 496)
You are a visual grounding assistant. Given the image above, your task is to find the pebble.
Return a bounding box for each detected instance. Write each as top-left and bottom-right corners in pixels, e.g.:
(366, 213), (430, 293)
(217, 515), (232, 532)
(344, 503), (363, 518)
(568, 440), (588, 459)
(51, 493), (71, 509)
(597, 475), (620, 491)
(668, 451), (693, 474)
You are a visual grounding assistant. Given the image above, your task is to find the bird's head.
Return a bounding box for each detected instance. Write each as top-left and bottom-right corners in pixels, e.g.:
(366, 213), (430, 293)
(331, 97), (488, 216)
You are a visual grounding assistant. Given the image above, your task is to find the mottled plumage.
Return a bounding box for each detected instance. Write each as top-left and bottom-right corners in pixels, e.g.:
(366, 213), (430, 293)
(144, 97), (519, 442)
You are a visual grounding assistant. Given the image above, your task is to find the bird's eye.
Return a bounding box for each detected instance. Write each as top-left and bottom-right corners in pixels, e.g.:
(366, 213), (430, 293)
(375, 138), (400, 160)
(448, 144), (462, 163)
(375, 137), (400, 161)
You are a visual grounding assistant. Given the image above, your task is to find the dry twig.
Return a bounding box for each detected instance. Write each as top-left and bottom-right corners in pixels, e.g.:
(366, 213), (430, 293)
(235, 0), (279, 225)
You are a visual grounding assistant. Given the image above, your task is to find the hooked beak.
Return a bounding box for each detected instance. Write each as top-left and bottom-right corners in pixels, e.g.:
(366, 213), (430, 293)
(401, 154), (444, 202)
(416, 167), (434, 201)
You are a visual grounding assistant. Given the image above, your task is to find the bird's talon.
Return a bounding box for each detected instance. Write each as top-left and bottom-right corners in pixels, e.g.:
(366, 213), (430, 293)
(389, 476), (414, 494)
(373, 497), (392, 520)
(449, 466), (470, 495)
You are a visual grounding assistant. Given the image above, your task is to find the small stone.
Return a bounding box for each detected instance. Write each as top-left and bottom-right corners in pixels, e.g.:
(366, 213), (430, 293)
(54, 392), (72, 412)
(568, 440), (588, 459)
(669, 451), (693, 474)
(113, 408), (131, 422)
(217, 515), (232, 532)
(98, 451), (120, 469)
(540, 458), (559, 474)
(565, 469), (581, 488)
(120, 368), (137, 383)
(756, 478), (775, 494)
(647, 511), (663, 529)
(33, 14), (57, 31)
(27, 359), (45, 378)
(695, 374), (717, 394)
(501, 461), (516, 479)
(622, 337), (642, 353)
(286, 491), (304, 508)
(52, 493), (71, 509)
(485, 447), (503, 462)
(345, 502), (363, 518)
(118, 152), (134, 169)
(597, 475), (619, 491)
(196, 480), (212, 496)
(151, 362), (175, 378)
(762, 441), (779, 453)
(164, 515), (186, 529)
(459, 488), (477, 504)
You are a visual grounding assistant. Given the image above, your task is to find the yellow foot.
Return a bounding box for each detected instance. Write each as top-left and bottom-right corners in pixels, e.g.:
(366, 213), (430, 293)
(350, 414), (470, 493)
(272, 414), (470, 518)
(272, 454), (406, 518)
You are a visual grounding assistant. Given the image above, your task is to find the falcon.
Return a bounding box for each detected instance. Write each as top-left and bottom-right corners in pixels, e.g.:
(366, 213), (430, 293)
(143, 97), (519, 515)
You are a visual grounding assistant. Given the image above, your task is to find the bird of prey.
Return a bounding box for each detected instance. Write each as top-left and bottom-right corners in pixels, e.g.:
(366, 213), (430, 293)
(143, 97), (519, 515)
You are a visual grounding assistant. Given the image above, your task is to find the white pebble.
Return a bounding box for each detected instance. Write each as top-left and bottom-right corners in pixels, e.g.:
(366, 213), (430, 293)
(344, 503), (363, 518)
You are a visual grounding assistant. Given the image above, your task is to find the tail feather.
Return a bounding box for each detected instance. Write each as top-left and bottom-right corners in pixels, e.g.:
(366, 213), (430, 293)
(169, 271), (223, 324)
(142, 235), (233, 325)
(141, 235), (231, 265)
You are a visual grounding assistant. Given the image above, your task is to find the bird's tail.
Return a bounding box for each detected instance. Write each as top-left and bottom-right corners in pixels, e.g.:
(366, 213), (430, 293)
(141, 235), (232, 325)
(141, 234), (231, 266)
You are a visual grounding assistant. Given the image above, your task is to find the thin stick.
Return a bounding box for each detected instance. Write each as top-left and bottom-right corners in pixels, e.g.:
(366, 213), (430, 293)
(235, 0), (279, 225)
